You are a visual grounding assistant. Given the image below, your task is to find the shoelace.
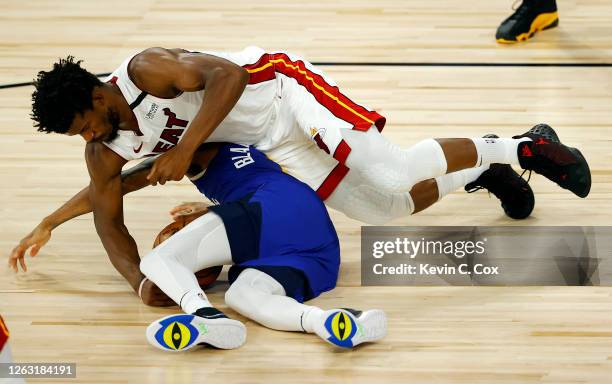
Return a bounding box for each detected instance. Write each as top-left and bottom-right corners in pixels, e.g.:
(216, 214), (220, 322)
(509, 0), (531, 20)
(520, 169), (533, 182)
(466, 185), (486, 194)
(466, 168), (532, 197)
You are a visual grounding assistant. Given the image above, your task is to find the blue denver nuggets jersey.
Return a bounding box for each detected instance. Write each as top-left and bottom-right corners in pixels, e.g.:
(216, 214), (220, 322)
(192, 143), (282, 204)
(191, 143), (340, 302)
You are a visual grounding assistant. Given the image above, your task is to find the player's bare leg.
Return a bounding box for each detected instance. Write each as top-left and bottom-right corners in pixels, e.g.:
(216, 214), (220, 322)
(340, 124), (590, 198)
(410, 134), (536, 219)
(325, 162), (523, 224)
(409, 179), (439, 214)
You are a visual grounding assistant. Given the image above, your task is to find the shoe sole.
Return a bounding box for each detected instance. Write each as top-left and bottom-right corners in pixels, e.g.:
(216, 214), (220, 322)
(146, 314), (246, 352)
(497, 12), (558, 44)
(566, 147), (591, 198)
(527, 124), (560, 143)
(316, 309), (387, 349)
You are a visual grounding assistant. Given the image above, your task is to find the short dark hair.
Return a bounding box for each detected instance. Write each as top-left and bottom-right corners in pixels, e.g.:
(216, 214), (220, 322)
(31, 56), (102, 134)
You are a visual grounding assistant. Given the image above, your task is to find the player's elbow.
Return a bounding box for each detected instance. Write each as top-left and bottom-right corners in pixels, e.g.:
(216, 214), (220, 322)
(92, 211), (124, 238)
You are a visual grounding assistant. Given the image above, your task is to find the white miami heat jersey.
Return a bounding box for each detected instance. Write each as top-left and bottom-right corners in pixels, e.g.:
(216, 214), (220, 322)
(103, 46), (280, 161)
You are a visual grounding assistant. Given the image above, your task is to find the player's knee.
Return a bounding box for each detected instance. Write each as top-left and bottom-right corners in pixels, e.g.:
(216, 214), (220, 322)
(224, 284), (239, 307)
(225, 281), (272, 321)
(407, 138), (447, 175)
(225, 288), (273, 327)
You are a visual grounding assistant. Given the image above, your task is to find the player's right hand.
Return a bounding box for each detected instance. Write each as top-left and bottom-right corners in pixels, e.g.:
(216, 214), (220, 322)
(139, 278), (176, 307)
(169, 202), (209, 221)
(9, 224), (52, 273)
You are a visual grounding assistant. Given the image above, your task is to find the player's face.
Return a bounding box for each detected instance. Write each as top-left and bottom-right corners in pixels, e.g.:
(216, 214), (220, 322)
(67, 106), (120, 143)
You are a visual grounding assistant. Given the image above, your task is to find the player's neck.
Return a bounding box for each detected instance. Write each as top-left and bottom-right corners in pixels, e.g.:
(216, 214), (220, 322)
(106, 83), (140, 133)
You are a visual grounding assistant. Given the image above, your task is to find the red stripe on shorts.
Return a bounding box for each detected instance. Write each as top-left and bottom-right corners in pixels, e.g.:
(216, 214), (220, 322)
(316, 140), (352, 200)
(243, 53), (386, 131)
(316, 163), (349, 201)
(333, 139), (351, 163)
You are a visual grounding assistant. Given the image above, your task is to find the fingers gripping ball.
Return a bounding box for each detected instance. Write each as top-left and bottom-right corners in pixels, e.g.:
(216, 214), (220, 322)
(151, 213), (222, 289)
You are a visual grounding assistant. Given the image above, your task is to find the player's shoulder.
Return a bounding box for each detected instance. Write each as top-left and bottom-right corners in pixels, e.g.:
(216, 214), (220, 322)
(85, 142), (128, 180)
(128, 47), (192, 96)
(128, 47), (182, 77)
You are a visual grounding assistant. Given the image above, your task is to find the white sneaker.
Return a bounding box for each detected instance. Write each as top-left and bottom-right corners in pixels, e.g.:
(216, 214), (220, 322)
(146, 307), (246, 352)
(313, 308), (387, 348)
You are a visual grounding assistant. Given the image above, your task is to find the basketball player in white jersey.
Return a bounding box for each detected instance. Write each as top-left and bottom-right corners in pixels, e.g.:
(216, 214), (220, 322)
(19, 46), (590, 290)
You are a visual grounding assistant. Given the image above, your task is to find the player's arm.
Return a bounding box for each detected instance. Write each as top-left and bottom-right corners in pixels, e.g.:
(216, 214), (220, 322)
(129, 48), (249, 185)
(9, 143), (221, 272)
(8, 157), (155, 273)
(85, 142), (144, 292)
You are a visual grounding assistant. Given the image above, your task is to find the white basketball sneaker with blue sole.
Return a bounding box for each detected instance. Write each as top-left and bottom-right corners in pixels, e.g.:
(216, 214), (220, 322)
(313, 308), (387, 348)
(146, 307), (246, 352)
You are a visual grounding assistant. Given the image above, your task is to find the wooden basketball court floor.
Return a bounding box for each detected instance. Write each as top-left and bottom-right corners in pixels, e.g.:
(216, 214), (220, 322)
(1, 1), (612, 383)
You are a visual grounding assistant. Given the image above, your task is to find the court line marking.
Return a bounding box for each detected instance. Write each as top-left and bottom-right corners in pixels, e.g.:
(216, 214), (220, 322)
(2, 62), (610, 89)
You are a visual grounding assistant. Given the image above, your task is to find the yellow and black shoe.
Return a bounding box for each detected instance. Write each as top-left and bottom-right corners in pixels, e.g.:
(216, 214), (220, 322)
(496, 0), (559, 44)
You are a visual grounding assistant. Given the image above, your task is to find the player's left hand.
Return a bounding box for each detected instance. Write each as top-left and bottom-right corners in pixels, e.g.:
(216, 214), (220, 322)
(147, 146), (193, 186)
(169, 202), (209, 221)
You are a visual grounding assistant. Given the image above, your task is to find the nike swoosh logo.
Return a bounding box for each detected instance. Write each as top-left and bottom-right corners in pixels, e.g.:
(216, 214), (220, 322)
(133, 143), (143, 153)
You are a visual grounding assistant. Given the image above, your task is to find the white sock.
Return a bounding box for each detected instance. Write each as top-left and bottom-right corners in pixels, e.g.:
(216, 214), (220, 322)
(472, 137), (531, 166)
(434, 165), (489, 200)
(301, 306), (324, 333)
(180, 290), (212, 314)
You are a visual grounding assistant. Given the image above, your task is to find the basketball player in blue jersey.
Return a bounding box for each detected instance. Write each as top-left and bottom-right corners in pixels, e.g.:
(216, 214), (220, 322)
(9, 143), (386, 350)
(142, 143), (386, 350)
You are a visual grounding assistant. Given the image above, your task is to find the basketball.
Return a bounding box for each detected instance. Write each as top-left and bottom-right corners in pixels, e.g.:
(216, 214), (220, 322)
(152, 212), (222, 289)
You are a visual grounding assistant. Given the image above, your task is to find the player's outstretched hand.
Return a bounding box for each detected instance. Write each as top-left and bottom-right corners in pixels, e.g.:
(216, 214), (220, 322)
(9, 223), (52, 273)
(146, 146), (192, 186)
(169, 202), (209, 221)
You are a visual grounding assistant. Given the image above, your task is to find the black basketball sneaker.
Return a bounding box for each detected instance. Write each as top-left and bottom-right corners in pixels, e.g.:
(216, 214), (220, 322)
(465, 135), (535, 220)
(513, 124), (591, 198)
(496, 0), (559, 44)
(146, 307), (246, 352)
